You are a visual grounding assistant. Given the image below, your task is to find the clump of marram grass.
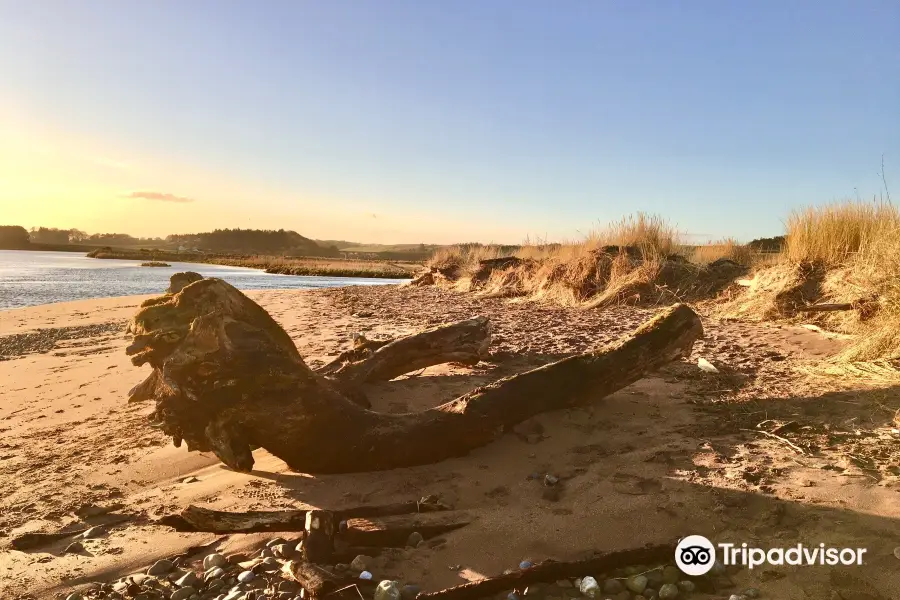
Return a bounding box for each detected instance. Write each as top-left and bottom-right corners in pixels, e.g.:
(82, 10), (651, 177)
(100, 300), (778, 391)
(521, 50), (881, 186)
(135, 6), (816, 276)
(427, 212), (741, 307)
(785, 201), (900, 265)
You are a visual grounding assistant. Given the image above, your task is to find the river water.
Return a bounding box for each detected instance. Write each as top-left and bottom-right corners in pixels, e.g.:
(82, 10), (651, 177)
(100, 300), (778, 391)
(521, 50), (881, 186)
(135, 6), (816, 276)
(0, 250), (408, 310)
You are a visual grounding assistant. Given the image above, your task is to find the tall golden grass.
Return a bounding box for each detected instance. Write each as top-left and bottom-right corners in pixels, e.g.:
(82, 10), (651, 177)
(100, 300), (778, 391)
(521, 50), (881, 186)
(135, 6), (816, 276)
(785, 202), (900, 265)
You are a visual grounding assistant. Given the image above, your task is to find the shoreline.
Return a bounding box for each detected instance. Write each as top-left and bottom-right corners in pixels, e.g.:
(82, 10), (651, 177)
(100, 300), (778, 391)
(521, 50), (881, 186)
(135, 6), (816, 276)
(86, 248), (421, 279)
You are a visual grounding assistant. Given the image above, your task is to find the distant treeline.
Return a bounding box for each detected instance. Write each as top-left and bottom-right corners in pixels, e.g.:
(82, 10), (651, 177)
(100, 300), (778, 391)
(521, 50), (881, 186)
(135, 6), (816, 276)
(747, 235), (786, 252)
(167, 228), (340, 257)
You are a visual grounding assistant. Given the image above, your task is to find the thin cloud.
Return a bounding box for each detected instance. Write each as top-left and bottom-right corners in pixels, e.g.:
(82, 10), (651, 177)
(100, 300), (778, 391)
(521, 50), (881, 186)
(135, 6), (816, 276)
(125, 191), (195, 203)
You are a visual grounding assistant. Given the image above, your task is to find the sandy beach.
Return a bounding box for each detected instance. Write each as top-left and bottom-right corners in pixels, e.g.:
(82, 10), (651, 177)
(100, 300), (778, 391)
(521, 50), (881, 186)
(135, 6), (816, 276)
(3, 284), (900, 599)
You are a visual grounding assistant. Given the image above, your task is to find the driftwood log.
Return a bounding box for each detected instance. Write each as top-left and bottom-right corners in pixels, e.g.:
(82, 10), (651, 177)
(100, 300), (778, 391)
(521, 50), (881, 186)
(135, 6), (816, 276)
(125, 273), (703, 473)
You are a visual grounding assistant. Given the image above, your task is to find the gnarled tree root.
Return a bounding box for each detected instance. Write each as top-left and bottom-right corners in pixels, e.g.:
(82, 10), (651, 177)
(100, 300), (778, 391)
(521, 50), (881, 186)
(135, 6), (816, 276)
(125, 274), (703, 473)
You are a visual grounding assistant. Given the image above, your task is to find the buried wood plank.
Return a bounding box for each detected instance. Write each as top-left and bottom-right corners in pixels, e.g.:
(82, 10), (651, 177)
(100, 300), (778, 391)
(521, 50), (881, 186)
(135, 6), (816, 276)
(416, 543), (676, 600)
(340, 511), (473, 547)
(158, 499), (451, 533)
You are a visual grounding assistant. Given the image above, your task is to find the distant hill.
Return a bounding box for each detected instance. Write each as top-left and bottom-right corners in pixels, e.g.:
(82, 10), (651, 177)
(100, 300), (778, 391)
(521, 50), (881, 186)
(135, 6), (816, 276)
(168, 228), (339, 257)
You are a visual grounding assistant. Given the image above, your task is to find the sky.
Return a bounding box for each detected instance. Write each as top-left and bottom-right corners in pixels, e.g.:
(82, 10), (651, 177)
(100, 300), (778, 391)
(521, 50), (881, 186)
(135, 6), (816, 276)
(1, 1), (898, 245)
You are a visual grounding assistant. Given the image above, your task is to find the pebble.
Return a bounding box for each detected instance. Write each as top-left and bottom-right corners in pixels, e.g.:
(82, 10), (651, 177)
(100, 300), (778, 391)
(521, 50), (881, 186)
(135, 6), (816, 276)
(273, 543), (295, 558)
(207, 579), (227, 592)
(659, 567), (678, 584)
(625, 575), (648, 594)
(578, 576), (600, 598)
(544, 474), (559, 486)
(676, 581), (695, 593)
(658, 583), (679, 599)
(205, 567), (226, 581)
(401, 584), (421, 600)
(267, 537), (288, 548)
(602, 579), (624, 594)
(742, 589), (761, 598)
(182, 476), (199, 484)
(65, 595), (83, 600)
(176, 572), (201, 587)
(360, 571), (374, 581)
(728, 596), (748, 600)
(171, 588), (196, 600)
(278, 581), (300, 594)
(406, 532), (424, 548)
(238, 570), (256, 583)
(374, 580), (402, 600)
(204, 553), (228, 570)
(519, 560), (534, 569)
(148, 559), (174, 576)
(351, 555), (373, 572)
(894, 546), (900, 560)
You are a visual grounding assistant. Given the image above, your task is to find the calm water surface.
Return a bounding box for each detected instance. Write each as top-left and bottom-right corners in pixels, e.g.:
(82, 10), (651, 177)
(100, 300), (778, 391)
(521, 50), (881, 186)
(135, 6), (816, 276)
(0, 250), (408, 310)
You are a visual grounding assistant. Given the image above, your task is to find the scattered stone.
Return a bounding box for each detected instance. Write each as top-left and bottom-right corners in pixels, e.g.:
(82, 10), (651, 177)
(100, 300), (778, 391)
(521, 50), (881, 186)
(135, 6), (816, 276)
(543, 474), (559, 486)
(64, 541), (85, 553)
(524, 584), (545, 596)
(578, 576), (600, 598)
(148, 559), (174, 576)
(742, 589), (760, 599)
(223, 591), (245, 600)
(401, 585), (421, 600)
(375, 580), (402, 600)
(661, 566), (680, 584)
(677, 581), (695, 593)
(519, 560), (534, 569)
(204, 553), (228, 570)
(658, 583), (679, 599)
(727, 596), (748, 600)
(894, 547), (900, 560)
(406, 532), (424, 548)
(65, 595), (83, 600)
(171, 588), (196, 600)
(360, 571), (374, 581)
(260, 547), (276, 559)
(238, 570), (256, 583)
(113, 582), (129, 593)
(625, 575), (648, 594)
(207, 579), (227, 592)
(205, 567), (225, 581)
(267, 537), (288, 548)
(351, 555), (373, 572)
(272, 543), (295, 558)
(602, 579), (624, 594)
(181, 476), (199, 484)
(334, 563), (349, 572)
(175, 572), (201, 588)
(278, 581), (300, 594)
(295, 540), (304, 553)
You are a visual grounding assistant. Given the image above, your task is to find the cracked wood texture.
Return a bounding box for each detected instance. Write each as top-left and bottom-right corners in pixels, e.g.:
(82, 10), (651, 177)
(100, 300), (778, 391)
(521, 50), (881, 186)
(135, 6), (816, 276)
(125, 273), (703, 473)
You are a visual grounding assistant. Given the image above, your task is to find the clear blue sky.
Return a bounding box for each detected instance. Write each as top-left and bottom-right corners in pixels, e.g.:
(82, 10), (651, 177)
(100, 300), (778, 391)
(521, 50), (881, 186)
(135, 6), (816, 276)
(1, 1), (898, 243)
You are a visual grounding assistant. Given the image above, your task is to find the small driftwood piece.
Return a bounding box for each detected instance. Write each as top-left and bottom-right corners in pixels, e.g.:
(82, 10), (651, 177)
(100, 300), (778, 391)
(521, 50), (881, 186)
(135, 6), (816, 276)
(125, 274), (702, 473)
(341, 511), (473, 547)
(415, 542), (676, 600)
(160, 499), (451, 533)
(283, 561), (347, 597)
(798, 303), (854, 312)
(304, 509), (335, 564)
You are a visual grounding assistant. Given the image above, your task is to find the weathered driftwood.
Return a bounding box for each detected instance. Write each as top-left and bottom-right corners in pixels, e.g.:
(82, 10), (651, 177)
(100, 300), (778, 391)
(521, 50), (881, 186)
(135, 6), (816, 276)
(416, 542), (676, 600)
(798, 302), (854, 312)
(125, 274), (702, 473)
(317, 316), (491, 384)
(159, 499), (451, 533)
(341, 511), (473, 547)
(283, 561), (346, 596)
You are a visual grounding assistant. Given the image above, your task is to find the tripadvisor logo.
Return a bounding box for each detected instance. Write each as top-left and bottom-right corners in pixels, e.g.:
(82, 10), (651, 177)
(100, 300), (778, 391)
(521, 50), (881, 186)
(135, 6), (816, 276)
(675, 535), (868, 575)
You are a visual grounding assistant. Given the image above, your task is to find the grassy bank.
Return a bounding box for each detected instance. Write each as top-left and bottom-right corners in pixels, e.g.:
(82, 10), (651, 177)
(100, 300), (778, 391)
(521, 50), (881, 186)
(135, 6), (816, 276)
(425, 205), (900, 364)
(87, 248), (418, 279)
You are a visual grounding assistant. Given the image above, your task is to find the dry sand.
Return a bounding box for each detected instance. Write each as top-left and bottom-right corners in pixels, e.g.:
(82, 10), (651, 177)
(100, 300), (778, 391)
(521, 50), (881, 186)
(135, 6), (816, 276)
(2, 285), (900, 599)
